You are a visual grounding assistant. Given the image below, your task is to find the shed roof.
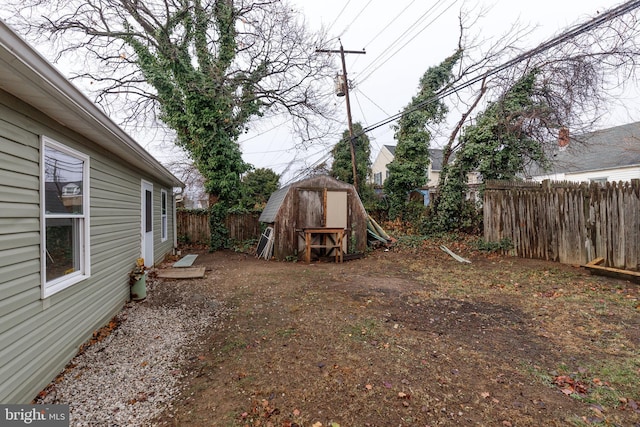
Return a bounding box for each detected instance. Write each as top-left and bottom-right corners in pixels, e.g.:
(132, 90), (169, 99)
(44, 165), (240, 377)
(0, 20), (182, 188)
(258, 185), (290, 223)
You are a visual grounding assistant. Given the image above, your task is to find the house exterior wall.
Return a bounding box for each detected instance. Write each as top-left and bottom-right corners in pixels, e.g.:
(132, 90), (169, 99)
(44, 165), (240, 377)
(532, 166), (640, 184)
(0, 91), (176, 403)
(370, 146), (394, 185)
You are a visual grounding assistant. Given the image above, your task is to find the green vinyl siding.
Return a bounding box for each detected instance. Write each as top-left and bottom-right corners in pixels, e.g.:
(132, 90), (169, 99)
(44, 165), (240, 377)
(0, 217), (39, 234)
(0, 90), (177, 403)
(0, 260), (40, 302)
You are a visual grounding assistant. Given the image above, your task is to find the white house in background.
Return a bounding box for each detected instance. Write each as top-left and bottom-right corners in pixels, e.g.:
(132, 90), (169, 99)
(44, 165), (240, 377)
(371, 145), (395, 185)
(0, 20), (182, 403)
(527, 122), (640, 183)
(371, 145), (481, 205)
(371, 145), (449, 187)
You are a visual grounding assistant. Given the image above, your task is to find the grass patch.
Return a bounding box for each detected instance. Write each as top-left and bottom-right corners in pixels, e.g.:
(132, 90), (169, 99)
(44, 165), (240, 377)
(219, 338), (247, 355)
(276, 327), (297, 338)
(345, 318), (378, 341)
(527, 357), (640, 410)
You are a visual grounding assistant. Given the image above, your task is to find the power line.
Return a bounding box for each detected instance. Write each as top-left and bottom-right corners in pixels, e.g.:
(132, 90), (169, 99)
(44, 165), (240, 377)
(337, 0), (375, 38)
(359, 0), (640, 136)
(326, 0), (353, 37)
(353, 88), (391, 116)
(355, 0), (452, 83)
(282, 148), (334, 186)
(357, 0), (459, 85)
(352, 90), (368, 123)
(361, 0), (418, 49)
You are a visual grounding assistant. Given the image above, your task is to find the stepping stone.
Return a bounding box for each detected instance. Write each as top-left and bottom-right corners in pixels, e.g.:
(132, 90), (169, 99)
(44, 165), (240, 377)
(173, 254), (198, 267)
(156, 266), (206, 279)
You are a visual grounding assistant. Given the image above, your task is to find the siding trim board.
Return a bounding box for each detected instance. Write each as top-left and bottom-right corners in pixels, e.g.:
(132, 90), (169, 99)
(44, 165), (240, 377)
(0, 21), (182, 403)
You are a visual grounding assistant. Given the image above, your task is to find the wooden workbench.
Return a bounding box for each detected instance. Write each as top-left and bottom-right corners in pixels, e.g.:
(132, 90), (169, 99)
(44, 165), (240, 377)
(303, 227), (345, 263)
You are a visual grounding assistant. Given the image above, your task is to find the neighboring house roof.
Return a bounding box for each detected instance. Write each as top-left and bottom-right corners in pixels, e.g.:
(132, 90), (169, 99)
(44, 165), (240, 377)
(429, 148), (446, 171)
(0, 20), (182, 188)
(526, 122), (640, 178)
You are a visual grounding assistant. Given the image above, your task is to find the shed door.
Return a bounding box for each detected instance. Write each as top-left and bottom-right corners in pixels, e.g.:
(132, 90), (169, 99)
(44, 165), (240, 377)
(297, 189), (323, 228)
(325, 191), (347, 228)
(326, 191), (348, 253)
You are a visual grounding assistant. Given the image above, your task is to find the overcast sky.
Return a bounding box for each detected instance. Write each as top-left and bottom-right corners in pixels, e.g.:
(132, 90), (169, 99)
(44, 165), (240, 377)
(240, 0), (639, 185)
(2, 0), (633, 185)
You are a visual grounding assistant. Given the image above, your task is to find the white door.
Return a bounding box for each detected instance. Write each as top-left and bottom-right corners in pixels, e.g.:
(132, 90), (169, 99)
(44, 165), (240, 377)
(325, 191), (348, 228)
(326, 191), (348, 253)
(142, 181), (154, 267)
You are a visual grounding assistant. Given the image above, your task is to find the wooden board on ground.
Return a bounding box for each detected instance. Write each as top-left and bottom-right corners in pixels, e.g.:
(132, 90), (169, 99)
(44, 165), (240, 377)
(582, 257), (640, 284)
(173, 254), (198, 267)
(156, 266), (206, 279)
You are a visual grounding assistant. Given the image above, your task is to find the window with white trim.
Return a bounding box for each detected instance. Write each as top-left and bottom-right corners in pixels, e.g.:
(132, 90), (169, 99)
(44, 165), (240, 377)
(374, 172), (382, 185)
(41, 137), (90, 297)
(161, 189), (168, 242)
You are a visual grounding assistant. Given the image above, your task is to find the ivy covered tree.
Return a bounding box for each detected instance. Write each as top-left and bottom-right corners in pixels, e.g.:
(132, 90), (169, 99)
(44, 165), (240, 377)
(330, 123), (371, 189)
(432, 70), (550, 232)
(6, 0), (334, 249)
(384, 50), (462, 219)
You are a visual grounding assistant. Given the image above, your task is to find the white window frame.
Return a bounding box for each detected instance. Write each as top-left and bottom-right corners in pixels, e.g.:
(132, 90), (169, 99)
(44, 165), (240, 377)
(161, 189), (168, 242)
(374, 172), (382, 185)
(40, 136), (91, 298)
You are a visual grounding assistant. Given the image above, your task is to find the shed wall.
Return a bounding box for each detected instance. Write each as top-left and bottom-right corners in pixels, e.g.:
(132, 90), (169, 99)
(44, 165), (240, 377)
(269, 176), (368, 260)
(0, 91), (175, 403)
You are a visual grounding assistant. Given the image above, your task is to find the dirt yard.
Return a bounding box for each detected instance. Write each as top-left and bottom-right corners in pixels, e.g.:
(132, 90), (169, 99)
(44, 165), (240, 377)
(151, 239), (640, 427)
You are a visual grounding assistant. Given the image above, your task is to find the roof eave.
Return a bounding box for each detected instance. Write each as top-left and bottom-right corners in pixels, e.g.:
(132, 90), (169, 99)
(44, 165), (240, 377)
(0, 20), (183, 188)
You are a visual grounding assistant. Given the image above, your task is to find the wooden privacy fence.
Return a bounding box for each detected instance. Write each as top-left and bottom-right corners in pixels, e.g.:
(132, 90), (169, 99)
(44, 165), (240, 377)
(484, 180), (640, 270)
(177, 209), (261, 244)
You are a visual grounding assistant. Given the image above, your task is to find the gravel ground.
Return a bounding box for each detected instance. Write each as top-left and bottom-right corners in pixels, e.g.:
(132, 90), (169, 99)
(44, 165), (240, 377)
(34, 276), (219, 427)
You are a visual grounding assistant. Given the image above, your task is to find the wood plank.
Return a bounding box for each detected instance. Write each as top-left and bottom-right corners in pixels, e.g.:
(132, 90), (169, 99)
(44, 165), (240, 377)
(173, 254), (198, 267)
(582, 263), (640, 284)
(156, 267), (206, 279)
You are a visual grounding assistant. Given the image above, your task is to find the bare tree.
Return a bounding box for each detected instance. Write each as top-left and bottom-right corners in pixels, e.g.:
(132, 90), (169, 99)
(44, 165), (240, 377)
(6, 0), (336, 137)
(5, 0), (339, 248)
(432, 4), (640, 211)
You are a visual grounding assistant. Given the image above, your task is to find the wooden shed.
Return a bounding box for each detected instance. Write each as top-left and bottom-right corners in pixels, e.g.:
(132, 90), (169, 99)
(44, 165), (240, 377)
(258, 175), (368, 261)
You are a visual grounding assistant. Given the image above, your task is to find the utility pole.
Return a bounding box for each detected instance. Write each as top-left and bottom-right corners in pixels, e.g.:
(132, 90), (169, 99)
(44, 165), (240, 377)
(316, 41), (365, 192)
